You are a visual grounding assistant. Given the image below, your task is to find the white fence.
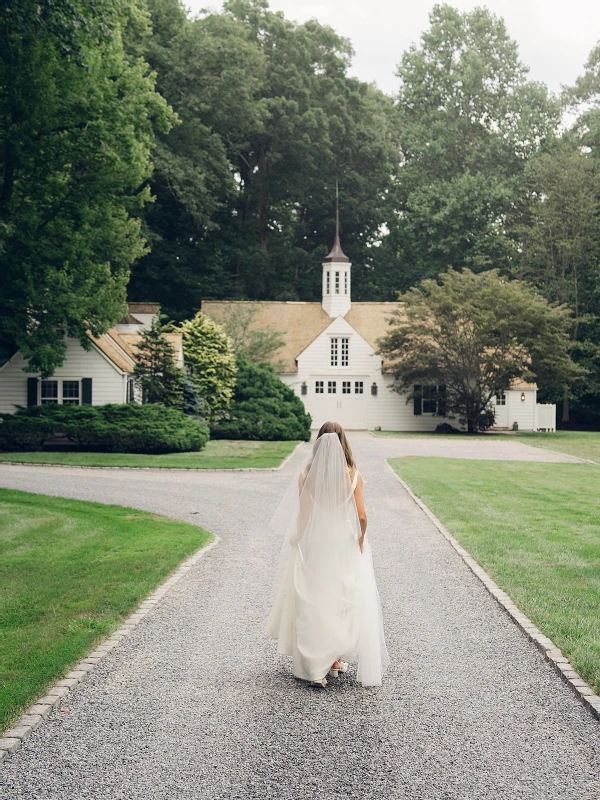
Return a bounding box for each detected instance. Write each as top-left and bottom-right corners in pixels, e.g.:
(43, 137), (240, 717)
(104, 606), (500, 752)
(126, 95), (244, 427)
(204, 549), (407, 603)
(534, 404), (556, 432)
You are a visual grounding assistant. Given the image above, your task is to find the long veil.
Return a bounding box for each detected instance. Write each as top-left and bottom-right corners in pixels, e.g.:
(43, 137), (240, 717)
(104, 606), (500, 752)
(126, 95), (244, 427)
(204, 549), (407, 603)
(266, 432), (388, 686)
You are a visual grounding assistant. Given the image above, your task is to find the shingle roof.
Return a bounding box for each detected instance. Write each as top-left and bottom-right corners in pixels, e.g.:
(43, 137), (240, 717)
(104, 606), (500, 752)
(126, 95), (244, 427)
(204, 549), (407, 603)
(202, 300), (402, 373)
(127, 302), (160, 314)
(88, 329), (136, 373)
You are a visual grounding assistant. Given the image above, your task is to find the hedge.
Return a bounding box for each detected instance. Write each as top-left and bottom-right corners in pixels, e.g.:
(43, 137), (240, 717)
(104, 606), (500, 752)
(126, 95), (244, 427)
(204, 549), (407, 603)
(211, 359), (311, 441)
(0, 404), (209, 454)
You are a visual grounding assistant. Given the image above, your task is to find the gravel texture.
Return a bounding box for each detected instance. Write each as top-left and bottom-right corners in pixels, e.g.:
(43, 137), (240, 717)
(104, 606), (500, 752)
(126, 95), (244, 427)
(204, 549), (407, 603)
(0, 434), (598, 799)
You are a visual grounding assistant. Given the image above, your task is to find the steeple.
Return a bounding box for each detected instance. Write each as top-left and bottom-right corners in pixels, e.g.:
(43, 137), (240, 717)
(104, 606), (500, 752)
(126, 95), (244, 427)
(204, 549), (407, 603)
(322, 182), (351, 317)
(324, 182), (349, 263)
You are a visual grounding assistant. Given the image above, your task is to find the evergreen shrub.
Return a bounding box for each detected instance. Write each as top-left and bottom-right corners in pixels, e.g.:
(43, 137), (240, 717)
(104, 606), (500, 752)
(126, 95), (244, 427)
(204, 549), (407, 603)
(0, 404), (208, 453)
(211, 359), (311, 441)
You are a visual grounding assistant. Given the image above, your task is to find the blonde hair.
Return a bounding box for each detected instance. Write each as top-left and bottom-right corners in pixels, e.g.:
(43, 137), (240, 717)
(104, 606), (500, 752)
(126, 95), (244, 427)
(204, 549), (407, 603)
(316, 421), (356, 474)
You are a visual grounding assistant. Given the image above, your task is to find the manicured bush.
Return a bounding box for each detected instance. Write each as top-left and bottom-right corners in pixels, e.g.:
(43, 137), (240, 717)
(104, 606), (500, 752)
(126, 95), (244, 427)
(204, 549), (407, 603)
(211, 358), (311, 441)
(434, 422), (462, 434)
(0, 404), (208, 454)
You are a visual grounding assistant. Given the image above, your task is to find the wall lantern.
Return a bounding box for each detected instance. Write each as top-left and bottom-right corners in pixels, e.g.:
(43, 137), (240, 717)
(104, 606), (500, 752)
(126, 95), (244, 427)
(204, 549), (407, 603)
(520, 392), (526, 402)
(301, 382), (307, 396)
(371, 382), (378, 396)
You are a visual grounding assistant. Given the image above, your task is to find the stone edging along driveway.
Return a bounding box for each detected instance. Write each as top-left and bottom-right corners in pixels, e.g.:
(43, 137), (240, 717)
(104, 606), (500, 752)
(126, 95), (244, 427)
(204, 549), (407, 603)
(387, 463), (600, 723)
(0, 536), (221, 765)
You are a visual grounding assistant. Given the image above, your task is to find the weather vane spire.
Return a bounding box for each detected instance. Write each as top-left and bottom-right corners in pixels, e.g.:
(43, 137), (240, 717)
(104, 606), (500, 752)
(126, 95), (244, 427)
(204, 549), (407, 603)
(324, 180), (349, 263)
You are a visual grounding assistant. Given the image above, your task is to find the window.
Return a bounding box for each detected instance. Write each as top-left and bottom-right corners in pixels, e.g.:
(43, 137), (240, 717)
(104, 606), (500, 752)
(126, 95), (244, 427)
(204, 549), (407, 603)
(495, 392), (506, 406)
(330, 338), (338, 367)
(344, 272), (348, 295)
(335, 271), (340, 294)
(40, 380), (58, 405)
(328, 381), (337, 394)
(315, 381), (324, 394)
(326, 271), (330, 294)
(422, 385), (437, 414)
(342, 381), (351, 394)
(62, 380), (80, 405)
(355, 381), (364, 394)
(341, 337), (349, 366)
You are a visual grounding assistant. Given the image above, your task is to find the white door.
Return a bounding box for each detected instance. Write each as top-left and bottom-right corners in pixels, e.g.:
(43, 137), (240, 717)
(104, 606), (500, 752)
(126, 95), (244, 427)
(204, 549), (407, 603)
(309, 377), (369, 430)
(493, 394), (509, 428)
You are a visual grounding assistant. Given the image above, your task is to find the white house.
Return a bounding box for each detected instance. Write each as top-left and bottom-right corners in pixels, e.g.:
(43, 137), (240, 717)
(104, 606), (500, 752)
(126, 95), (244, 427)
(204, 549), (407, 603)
(0, 303), (183, 413)
(204, 227), (555, 432)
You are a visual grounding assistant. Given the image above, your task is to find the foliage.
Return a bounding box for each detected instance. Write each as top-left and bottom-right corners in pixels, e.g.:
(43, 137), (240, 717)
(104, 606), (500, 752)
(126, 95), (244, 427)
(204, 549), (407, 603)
(516, 138), (600, 421)
(211, 357), (311, 440)
(177, 312), (237, 421)
(385, 4), (560, 286)
(0, 0), (175, 376)
(209, 303), (285, 365)
(127, 0), (398, 314)
(378, 269), (580, 432)
(0, 403), (208, 453)
(181, 377), (207, 422)
(0, 488), (211, 730)
(133, 319), (185, 406)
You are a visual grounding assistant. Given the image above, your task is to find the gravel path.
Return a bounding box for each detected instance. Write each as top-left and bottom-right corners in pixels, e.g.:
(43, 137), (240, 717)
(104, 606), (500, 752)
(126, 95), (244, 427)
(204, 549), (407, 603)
(0, 435), (598, 799)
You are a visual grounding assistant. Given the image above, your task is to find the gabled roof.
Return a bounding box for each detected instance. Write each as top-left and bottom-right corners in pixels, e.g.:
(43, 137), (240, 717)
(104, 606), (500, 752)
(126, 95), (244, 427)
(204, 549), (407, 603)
(118, 313), (143, 325)
(88, 329), (136, 373)
(202, 300), (401, 373)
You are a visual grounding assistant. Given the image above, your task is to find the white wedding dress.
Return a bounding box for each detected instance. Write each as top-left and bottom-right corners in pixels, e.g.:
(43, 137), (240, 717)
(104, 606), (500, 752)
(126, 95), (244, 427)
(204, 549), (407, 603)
(266, 433), (388, 686)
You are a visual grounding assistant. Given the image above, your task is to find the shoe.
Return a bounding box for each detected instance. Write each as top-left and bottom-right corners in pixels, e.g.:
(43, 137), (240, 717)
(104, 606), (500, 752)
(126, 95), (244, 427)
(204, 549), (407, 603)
(309, 677), (328, 687)
(329, 661), (349, 677)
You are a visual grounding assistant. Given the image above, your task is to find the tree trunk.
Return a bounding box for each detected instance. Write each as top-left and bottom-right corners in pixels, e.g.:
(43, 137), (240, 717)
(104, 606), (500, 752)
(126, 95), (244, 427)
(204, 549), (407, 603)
(561, 385), (570, 424)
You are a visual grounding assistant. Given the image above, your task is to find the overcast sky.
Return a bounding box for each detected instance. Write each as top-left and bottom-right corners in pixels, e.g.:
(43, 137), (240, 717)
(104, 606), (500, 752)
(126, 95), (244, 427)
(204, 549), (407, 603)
(187, 0), (600, 96)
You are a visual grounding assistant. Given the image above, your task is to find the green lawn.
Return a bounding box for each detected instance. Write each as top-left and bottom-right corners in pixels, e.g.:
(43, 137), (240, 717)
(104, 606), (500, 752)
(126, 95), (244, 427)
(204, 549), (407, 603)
(0, 489), (212, 731)
(375, 430), (600, 463)
(389, 457), (600, 695)
(0, 439), (300, 469)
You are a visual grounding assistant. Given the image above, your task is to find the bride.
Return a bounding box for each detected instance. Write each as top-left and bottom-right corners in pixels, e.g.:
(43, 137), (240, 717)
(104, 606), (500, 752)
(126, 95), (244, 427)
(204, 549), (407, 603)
(266, 421), (388, 687)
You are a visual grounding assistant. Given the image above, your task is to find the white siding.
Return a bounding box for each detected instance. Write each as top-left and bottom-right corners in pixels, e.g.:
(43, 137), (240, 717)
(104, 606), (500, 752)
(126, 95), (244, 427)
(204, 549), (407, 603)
(281, 317), (447, 431)
(368, 375), (443, 431)
(501, 389), (537, 432)
(0, 338), (127, 413)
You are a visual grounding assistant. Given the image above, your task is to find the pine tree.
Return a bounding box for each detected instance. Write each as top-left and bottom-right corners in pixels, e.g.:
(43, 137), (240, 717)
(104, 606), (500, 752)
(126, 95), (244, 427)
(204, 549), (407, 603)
(134, 320), (185, 407)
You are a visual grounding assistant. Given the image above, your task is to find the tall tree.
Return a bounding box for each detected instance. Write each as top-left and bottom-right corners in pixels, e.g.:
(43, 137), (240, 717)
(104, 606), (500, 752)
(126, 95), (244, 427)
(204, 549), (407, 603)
(177, 312), (237, 422)
(387, 4), (559, 285)
(128, 0), (398, 314)
(0, 0), (174, 375)
(516, 139), (600, 421)
(378, 269), (580, 432)
(133, 318), (185, 406)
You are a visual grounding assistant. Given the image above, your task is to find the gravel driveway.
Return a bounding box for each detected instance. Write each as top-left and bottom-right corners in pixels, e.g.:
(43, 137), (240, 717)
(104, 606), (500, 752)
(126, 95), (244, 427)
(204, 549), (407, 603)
(0, 434), (598, 799)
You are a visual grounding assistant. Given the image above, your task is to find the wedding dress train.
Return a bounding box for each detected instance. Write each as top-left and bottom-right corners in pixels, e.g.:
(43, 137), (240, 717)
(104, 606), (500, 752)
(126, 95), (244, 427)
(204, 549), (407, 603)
(266, 433), (388, 686)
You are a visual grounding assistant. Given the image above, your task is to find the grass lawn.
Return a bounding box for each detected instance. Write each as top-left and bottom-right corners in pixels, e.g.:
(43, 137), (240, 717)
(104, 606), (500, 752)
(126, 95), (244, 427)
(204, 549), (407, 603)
(0, 489), (212, 731)
(389, 457), (600, 695)
(375, 430), (600, 463)
(0, 439), (300, 470)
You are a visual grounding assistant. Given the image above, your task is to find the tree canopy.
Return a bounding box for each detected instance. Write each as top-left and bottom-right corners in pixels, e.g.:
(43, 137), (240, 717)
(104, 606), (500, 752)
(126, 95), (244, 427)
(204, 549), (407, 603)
(378, 269), (580, 432)
(0, 0), (174, 375)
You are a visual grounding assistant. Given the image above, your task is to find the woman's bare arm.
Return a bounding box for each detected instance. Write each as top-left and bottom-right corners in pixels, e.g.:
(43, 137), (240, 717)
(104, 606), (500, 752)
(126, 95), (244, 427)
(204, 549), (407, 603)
(354, 473), (367, 551)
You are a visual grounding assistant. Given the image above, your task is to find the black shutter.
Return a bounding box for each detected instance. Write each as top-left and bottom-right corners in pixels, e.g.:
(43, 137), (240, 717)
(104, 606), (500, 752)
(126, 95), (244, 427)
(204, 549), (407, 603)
(27, 377), (38, 407)
(438, 385), (447, 416)
(413, 385), (422, 416)
(81, 378), (92, 405)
